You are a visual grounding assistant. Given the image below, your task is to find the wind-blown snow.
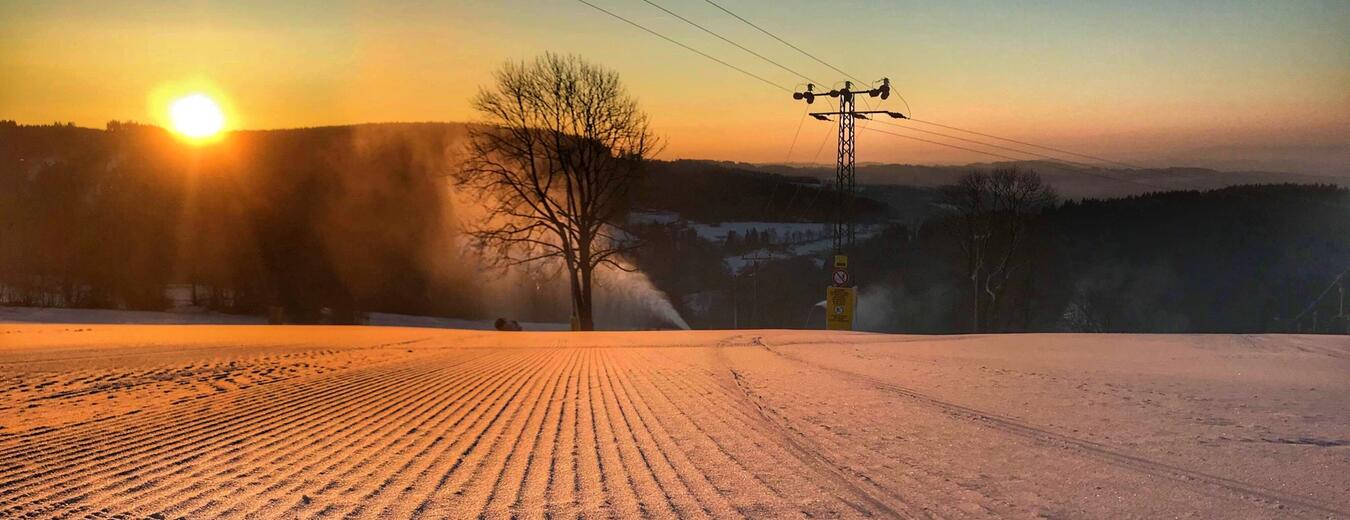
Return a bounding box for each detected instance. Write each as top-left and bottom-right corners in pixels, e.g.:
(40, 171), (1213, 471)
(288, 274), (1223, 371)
(595, 268), (691, 330)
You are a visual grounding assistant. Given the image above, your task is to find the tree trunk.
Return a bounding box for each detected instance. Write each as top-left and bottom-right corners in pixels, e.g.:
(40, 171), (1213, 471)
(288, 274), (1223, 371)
(574, 272), (595, 331)
(567, 263), (584, 331)
(577, 245), (596, 331)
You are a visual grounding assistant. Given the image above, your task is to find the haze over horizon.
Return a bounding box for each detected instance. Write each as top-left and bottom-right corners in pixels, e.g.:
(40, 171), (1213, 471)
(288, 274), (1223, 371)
(2, 0), (1347, 175)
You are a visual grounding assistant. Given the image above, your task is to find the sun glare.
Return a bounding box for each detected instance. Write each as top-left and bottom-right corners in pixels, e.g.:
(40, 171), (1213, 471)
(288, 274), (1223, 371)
(169, 93), (225, 140)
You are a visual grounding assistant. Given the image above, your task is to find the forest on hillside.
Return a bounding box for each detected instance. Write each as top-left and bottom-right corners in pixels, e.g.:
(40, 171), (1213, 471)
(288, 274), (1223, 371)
(0, 122), (864, 324)
(1, 121), (471, 322)
(3, 122), (1347, 333)
(629, 183), (1349, 334)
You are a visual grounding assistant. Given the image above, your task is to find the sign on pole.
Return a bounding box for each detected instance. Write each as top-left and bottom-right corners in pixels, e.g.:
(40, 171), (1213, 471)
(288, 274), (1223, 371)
(825, 286), (856, 330)
(831, 268), (849, 287)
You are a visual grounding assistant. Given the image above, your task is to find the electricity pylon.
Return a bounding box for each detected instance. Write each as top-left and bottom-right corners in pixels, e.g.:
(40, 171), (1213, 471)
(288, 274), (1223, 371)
(792, 79), (905, 254)
(793, 79), (904, 331)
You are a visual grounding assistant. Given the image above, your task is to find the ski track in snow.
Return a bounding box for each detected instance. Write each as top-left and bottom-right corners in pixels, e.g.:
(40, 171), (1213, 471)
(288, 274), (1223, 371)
(0, 325), (1346, 518)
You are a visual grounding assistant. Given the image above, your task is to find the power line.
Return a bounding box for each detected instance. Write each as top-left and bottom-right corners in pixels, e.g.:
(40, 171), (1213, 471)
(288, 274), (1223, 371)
(638, 0), (892, 213)
(633, 0), (817, 222)
(907, 118), (1143, 169)
(872, 119), (1103, 170)
(1290, 262), (1350, 327)
(639, 0), (821, 86)
(577, 0), (1153, 187)
(701, 0), (912, 116)
(867, 119), (1161, 190)
(702, 0), (848, 78)
(573, 0), (789, 92)
(784, 107), (808, 163)
(762, 109), (806, 216)
(811, 123), (832, 163)
(861, 126), (1165, 190)
(863, 126), (1023, 162)
(697, 0), (1157, 171)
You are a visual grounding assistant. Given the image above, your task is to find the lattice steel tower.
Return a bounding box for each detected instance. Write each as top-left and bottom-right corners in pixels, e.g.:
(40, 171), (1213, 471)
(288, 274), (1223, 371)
(792, 79), (904, 254)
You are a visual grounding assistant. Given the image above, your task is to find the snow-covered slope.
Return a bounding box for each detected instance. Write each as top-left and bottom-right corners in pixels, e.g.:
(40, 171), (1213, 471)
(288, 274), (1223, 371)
(1, 326), (1345, 517)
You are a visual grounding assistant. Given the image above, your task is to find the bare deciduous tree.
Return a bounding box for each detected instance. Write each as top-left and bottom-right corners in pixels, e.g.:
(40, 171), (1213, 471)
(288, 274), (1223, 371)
(941, 167), (1058, 332)
(457, 53), (658, 331)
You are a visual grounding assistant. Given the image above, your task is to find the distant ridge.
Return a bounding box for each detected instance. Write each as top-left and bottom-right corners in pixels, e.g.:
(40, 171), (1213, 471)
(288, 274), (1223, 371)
(698, 160), (1350, 200)
(5, 121), (1342, 200)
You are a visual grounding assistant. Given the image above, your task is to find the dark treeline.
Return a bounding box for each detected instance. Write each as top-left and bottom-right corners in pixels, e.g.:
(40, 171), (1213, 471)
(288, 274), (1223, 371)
(2, 121), (175, 310)
(637, 160), (890, 223)
(633, 180), (1350, 334)
(1028, 184), (1350, 333)
(883, 182), (1350, 333)
(1, 121), (477, 322)
(1, 122), (889, 324)
(4, 121), (1347, 332)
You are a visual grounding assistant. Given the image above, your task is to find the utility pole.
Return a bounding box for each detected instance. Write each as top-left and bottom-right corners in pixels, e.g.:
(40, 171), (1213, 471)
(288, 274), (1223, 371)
(731, 275), (737, 329)
(1340, 283), (1347, 335)
(741, 252), (773, 328)
(792, 78), (904, 330)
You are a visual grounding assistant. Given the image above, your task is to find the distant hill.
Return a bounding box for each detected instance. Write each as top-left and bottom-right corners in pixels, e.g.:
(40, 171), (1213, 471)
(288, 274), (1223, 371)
(695, 160), (1350, 200)
(0, 121), (892, 322)
(6, 120), (1340, 221)
(635, 159), (892, 223)
(4, 122), (1348, 333)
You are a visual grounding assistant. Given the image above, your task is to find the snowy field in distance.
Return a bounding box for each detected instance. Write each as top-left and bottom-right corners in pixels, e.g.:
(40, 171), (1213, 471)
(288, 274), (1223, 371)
(0, 306), (567, 331)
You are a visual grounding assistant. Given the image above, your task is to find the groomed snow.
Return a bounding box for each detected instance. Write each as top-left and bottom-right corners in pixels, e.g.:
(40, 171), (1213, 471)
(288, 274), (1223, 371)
(0, 326), (1345, 518)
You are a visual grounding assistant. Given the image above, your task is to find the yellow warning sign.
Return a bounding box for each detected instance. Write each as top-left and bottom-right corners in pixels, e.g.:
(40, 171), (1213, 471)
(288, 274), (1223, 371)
(825, 286), (856, 330)
(832, 255), (849, 269)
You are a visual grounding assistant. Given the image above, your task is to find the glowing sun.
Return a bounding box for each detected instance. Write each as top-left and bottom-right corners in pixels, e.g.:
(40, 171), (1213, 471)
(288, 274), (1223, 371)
(168, 93), (225, 139)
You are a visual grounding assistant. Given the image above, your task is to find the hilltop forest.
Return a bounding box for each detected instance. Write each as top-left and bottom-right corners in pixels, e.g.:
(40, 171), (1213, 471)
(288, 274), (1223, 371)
(2, 121), (1346, 333)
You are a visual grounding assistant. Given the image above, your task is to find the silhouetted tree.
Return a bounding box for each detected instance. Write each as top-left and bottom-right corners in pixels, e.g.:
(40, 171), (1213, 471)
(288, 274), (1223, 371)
(458, 53), (659, 330)
(941, 167), (1058, 332)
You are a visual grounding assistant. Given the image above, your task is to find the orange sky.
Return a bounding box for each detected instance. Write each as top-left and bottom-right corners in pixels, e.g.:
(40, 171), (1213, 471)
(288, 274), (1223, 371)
(2, 1), (1347, 174)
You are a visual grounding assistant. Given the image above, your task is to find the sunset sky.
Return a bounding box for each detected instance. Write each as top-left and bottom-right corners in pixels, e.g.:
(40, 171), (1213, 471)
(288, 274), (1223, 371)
(2, 0), (1347, 174)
